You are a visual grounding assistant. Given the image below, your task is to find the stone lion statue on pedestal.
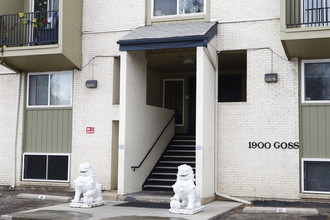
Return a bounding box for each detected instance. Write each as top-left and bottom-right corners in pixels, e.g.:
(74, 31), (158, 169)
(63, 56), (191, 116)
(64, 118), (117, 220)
(169, 164), (204, 214)
(70, 162), (105, 208)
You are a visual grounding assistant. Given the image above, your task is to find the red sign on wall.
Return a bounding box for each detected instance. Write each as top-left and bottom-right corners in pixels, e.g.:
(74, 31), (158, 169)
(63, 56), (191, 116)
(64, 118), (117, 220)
(86, 127), (95, 134)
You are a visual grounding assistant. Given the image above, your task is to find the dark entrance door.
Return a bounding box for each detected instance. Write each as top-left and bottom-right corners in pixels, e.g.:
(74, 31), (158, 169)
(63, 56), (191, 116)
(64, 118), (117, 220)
(32, 0), (59, 45)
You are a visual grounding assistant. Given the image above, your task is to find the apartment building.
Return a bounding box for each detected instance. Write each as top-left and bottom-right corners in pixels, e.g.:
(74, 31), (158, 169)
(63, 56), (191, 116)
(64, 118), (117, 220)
(0, 0), (329, 201)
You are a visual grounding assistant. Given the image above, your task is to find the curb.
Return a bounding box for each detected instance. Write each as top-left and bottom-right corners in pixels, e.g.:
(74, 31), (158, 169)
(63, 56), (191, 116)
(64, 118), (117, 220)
(1, 215), (12, 220)
(209, 203), (243, 220)
(17, 193), (72, 202)
(243, 206), (319, 215)
(118, 194), (171, 203)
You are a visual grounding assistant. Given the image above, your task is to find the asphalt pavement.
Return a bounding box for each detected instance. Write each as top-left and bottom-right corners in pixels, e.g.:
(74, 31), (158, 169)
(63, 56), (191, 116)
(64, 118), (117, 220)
(218, 200), (330, 220)
(0, 189), (241, 220)
(0, 189), (74, 216)
(1, 189), (330, 220)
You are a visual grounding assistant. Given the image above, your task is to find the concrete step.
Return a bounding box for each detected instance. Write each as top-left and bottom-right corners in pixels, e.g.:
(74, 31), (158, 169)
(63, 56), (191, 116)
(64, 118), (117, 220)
(118, 191), (173, 203)
(102, 191), (118, 201)
(143, 134), (196, 191)
(163, 155), (195, 159)
(17, 193), (72, 202)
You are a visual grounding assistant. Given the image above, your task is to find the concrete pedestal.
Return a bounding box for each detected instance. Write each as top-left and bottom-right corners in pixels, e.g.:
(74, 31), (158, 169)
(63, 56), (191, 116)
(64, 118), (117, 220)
(169, 206), (204, 215)
(69, 200), (105, 208)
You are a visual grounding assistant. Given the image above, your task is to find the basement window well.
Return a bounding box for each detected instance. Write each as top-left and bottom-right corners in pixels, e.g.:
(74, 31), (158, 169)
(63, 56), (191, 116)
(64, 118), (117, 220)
(23, 153), (70, 182)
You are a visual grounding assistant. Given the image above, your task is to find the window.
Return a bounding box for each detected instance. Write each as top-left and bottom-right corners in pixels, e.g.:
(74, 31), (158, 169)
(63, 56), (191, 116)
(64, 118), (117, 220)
(218, 50), (247, 102)
(23, 153), (70, 182)
(302, 60), (330, 103)
(153, 0), (205, 17)
(32, 0), (59, 29)
(302, 159), (330, 193)
(28, 71), (72, 107)
(32, 0), (59, 12)
(218, 74), (244, 102)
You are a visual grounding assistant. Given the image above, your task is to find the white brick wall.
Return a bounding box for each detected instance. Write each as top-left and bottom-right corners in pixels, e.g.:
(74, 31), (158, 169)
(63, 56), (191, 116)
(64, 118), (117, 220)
(82, 0), (145, 32)
(0, 71), (24, 186)
(72, 57), (115, 190)
(211, 0), (280, 22)
(0, 73), (17, 185)
(0, 65), (14, 74)
(0, 0), (302, 200)
(0, 0), (146, 189)
(215, 17), (300, 199)
(71, 0), (146, 190)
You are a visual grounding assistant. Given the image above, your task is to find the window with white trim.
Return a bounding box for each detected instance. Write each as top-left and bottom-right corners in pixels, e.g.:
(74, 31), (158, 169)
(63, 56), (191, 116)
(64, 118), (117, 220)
(153, 0), (205, 17)
(28, 71), (72, 107)
(302, 60), (330, 103)
(23, 153), (70, 182)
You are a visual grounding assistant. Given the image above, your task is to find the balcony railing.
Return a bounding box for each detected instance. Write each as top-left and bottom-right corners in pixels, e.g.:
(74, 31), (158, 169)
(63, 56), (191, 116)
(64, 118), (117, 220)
(0, 10), (58, 47)
(286, 0), (330, 28)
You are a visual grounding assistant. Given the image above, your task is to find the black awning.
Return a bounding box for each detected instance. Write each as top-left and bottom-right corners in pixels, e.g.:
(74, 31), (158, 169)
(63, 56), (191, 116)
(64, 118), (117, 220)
(117, 22), (217, 51)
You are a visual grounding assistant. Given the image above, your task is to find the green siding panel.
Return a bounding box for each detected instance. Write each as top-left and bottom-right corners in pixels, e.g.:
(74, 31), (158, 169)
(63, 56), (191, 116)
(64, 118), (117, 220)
(301, 105), (330, 158)
(318, 107), (326, 157)
(62, 110), (69, 151)
(24, 109), (72, 153)
(302, 107), (311, 157)
(52, 110), (58, 152)
(326, 106), (330, 158)
(310, 107), (318, 158)
(58, 110), (64, 152)
(41, 111), (48, 150)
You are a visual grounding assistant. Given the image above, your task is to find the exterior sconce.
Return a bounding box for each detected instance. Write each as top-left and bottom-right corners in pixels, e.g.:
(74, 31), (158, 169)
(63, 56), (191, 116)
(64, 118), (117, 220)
(85, 80), (97, 88)
(183, 57), (194, 65)
(265, 73), (278, 83)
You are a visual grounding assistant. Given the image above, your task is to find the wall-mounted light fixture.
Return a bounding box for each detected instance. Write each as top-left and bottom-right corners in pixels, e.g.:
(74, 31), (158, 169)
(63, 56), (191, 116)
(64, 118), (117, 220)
(85, 80), (97, 88)
(183, 57), (194, 65)
(265, 73), (278, 83)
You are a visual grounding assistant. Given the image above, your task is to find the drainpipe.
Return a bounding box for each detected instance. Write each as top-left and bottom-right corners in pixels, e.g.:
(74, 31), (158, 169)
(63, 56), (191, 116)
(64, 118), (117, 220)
(12, 72), (21, 188)
(213, 72), (250, 204)
(203, 48), (251, 205)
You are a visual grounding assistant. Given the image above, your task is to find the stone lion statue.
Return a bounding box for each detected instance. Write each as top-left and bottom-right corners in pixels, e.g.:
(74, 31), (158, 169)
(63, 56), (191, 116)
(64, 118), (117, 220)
(70, 162), (104, 208)
(170, 164), (203, 213)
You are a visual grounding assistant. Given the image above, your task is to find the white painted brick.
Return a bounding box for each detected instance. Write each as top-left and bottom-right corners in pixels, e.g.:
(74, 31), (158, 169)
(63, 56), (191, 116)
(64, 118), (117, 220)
(0, 73), (25, 186)
(216, 23), (300, 198)
(0, 0), (302, 199)
(71, 57), (115, 190)
(211, 0), (280, 22)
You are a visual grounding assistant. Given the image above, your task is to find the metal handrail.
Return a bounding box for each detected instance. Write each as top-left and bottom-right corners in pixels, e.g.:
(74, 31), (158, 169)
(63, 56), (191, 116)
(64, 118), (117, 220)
(286, 0), (330, 28)
(131, 112), (175, 171)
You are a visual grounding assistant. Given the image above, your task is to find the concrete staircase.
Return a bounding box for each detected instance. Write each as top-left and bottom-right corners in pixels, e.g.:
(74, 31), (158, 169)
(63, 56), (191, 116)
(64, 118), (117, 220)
(142, 135), (196, 191)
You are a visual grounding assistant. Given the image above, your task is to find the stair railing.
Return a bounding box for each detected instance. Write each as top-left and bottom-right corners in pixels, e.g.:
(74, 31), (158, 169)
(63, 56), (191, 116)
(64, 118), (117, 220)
(0, 11), (58, 47)
(131, 112), (175, 171)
